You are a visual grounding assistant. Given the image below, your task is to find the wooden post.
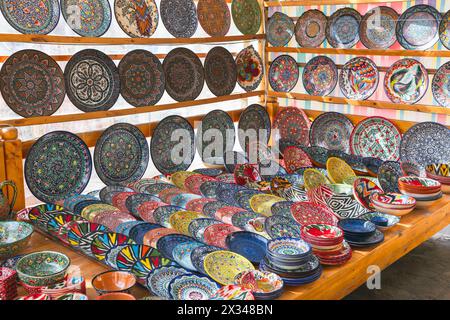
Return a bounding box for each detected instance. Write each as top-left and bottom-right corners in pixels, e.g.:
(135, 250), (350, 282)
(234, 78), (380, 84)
(259, 0), (267, 105)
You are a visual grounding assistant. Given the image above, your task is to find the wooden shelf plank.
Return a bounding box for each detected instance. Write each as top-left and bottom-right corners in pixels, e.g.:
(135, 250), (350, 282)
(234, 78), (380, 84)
(265, 0), (410, 7)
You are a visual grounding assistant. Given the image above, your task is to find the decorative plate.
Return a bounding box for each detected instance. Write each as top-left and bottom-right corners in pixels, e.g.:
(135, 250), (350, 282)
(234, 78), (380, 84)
(231, 0), (261, 35)
(171, 171), (196, 189)
(152, 205), (179, 228)
(146, 266), (189, 298)
(72, 200), (103, 216)
(203, 250), (255, 285)
(204, 224), (241, 249)
(61, 0), (111, 37)
(327, 157), (356, 184)
(169, 211), (205, 235)
(236, 189), (262, 211)
(46, 212), (84, 239)
(273, 107), (311, 146)
(188, 218), (222, 241)
(131, 252), (175, 283)
(199, 181), (223, 198)
(396, 5), (441, 50)
(63, 194), (97, 211)
(302, 56), (338, 96)
(160, 0), (198, 38)
(309, 112), (353, 153)
(432, 61), (450, 108)
(0, 50), (65, 118)
(439, 10), (450, 50)
(204, 46), (237, 97)
(115, 221), (147, 236)
(157, 234), (195, 260)
(151, 115), (195, 174)
(211, 285), (254, 300)
(172, 242), (203, 271)
(184, 175), (216, 196)
(234, 270), (283, 297)
(142, 228), (178, 248)
(236, 45), (264, 92)
(118, 49), (165, 107)
(25, 131), (92, 204)
(202, 201), (228, 218)
(295, 9), (327, 48)
(99, 185), (134, 204)
(185, 198), (215, 213)
(196, 110), (235, 160)
(163, 48), (204, 102)
(158, 188), (182, 204)
(353, 178), (383, 209)
(197, 0), (230, 37)
(270, 201), (293, 217)
(225, 231), (267, 263)
(291, 201), (338, 226)
(400, 122), (450, 168)
(384, 58), (428, 104)
(324, 194), (370, 219)
(350, 117), (401, 161)
(303, 168), (329, 190)
(126, 193), (160, 216)
(0, 0), (59, 34)
(283, 146), (313, 174)
(65, 49), (120, 112)
(80, 203), (117, 220)
(237, 104), (270, 150)
(378, 161), (402, 193)
(339, 57), (379, 100)
(115, 244), (154, 271)
(115, 0), (158, 38)
(137, 201), (165, 222)
(264, 215), (302, 239)
(168, 274), (220, 300)
(249, 194), (284, 217)
(326, 8), (362, 48)
(143, 182), (175, 195)
(67, 222), (108, 256)
(94, 123), (149, 186)
(170, 194), (202, 210)
(300, 146), (328, 168)
(359, 6), (398, 49)
(91, 232), (135, 262)
(268, 55), (299, 92)
(193, 168), (223, 177)
(267, 12), (294, 47)
(190, 245), (220, 274)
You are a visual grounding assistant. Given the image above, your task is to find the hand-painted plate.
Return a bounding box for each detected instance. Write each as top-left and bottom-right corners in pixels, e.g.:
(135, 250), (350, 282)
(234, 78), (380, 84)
(146, 266), (190, 298)
(199, 181), (224, 198)
(216, 184), (246, 207)
(267, 12), (294, 47)
(225, 231), (267, 263)
(303, 168), (329, 190)
(115, 221), (147, 236)
(25, 131), (92, 204)
(99, 185), (134, 204)
(236, 189), (262, 211)
(157, 234), (197, 260)
(63, 194), (98, 211)
(160, 0), (198, 38)
(126, 193), (160, 217)
(236, 45), (264, 92)
(118, 49), (165, 107)
(350, 117), (401, 161)
(168, 274), (220, 300)
(186, 198), (215, 212)
(291, 201), (338, 226)
(188, 218), (222, 241)
(326, 8), (362, 48)
(273, 107), (311, 146)
(231, 0), (261, 35)
(170, 171), (196, 189)
(94, 123), (149, 186)
(184, 175), (216, 195)
(309, 112), (353, 153)
(396, 5), (441, 50)
(169, 211), (205, 235)
(0, 0), (59, 34)
(353, 177), (383, 209)
(202, 201), (229, 218)
(204, 224), (241, 249)
(339, 57), (379, 100)
(283, 146), (312, 174)
(231, 211), (260, 229)
(192, 168), (223, 178)
(204, 47), (237, 97)
(115, 0), (158, 38)
(0, 50), (65, 118)
(67, 222), (108, 256)
(302, 56), (338, 96)
(65, 49), (120, 112)
(190, 245), (221, 274)
(384, 58), (428, 104)
(131, 251), (175, 284)
(151, 115), (195, 174)
(46, 212), (84, 240)
(324, 194), (370, 219)
(61, 0), (111, 37)
(163, 48), (204, 102)
(172, 241), (203, 271)
(270, 201), (294, 217)
(265, 215), (302, 239)
(197, 0), (230, 37)
(295, 9), (327, 48)
(432, 61), (450, 108)
(400, 122), (450, 168)
(203, 250), (254, 285)
(378, 161), (402, 193)
(327, 157), (356, 184)
(91, 232), (135, 262)
(151, 205), (179, 228)
(143, 182), (175, 195)
(115, 244), (154, 271)
(439, 10), (450, 50)
(249, 194), (284, 217)
(268, 55), (299, 92)
(359, 6), (398, 49)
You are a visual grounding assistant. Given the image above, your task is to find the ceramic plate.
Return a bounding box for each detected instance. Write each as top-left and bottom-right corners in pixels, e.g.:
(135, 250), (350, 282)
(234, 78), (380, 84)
(270, 201), (293, 217)
(378, 161), (402, 193)
(184, 175), (216, 195)
(142, 182), (174, 196)
(327, 157), (356, 184)
(236, 189), (262, 211)
(302, 56), (338, 96)
(115, 0), (158, 38)
(283, 146), (312, 174)
(264, 215), (302, 239)
(160, 0), (198, 38)
(231, 211), (259, 229)
(25, 131), (92, 204)
(439, 10), (450, 50)
(384, 58), (428, 104)
(324, 194), (369, 219)
(0, 50), (65, 118)
(231, 0), (261, 35)
(238, 104), (271, 150)
(273, 107), (310, 146)
(64, 194), (98, 211)
(353, 177), (383, 209)
(126, 193), (160, 217)
(91, 232), (135, 262)
(267, 12), (294, 47)
(168, 274), (220, 300)
(131, 252), (175, 284)
(291, 201), (338, 226)
(203, 224), (241, 249)
(309, 112), (353, 153)
(225, 231), (267, 263)
(339, 57), (379, 100)
(146, 266), (190, 298)
(202, 201), (228, 218)
(157, 234), (196, 260)
(211, 284), (254, 300)
(61, 0), (111, 37)
(68, 222), (108, 256)
(236, 45), (264, 92)
(188, 218), (222, 241)
(197, 0), (230, 37)
(172, 241), (203, 271)
(190, 245), (220, 274)
(268, 55), (299, 92)
(115, 244), (154, 271)
(303, 168), (329, 190)
(217, 185), (247, 207)
(204, 46), (237, 97)
(151, 205), (179, 228)
(432, 61), (450, 108)
(203, 250), (255, 285)
(170, 211), (205, 235)
(326, 8), (362, 48)
(199, 181), (224, 198)
(295, 9), (327, 48)
(359, 6), (398, 49)
(99, 185), (134, 204)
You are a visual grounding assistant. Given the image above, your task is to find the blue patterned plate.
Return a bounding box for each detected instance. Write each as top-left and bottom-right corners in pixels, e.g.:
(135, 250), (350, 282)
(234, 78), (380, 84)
(225, 231), (268, 263)
(326, 8), (362, 48)
(265, 215), (302, 239)
(125, 193), (160, 217)
(270, 201), (294, 217)
(157, 234), (198, 260)
(130, 252), (177, 284)
(115, 221), (147, 237)
(378, 161), (402, 193)
(146, 266), (190, 298)
(168, 274), (220, 300)
(99, 185), (134, 204)
(190, 245), (221, 274)
(216, 184), (247, 207)
(199, 181), (226, 198)
(143, 182), (175, 196)
(193, 168), (223, 177)
(63, 194), (98, 211)
(202, 201), (229, 218)
(171, 193), (202, 209)
(236, 189), (263, 211)
(153, 205), (182, 228)
(129, 223), (162, 244)
(231, 211), (260, 229)
(172, 242), (204, 271)
(188, 218), (222, 241)
(61, 0), (111, 37)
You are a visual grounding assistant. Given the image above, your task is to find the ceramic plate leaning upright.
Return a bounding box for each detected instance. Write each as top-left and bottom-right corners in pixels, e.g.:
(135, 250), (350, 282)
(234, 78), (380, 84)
(326, 8), (362, 48)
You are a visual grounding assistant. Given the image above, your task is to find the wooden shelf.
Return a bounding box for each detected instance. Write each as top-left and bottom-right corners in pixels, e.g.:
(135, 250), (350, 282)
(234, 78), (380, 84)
(265, 0), (409, 7)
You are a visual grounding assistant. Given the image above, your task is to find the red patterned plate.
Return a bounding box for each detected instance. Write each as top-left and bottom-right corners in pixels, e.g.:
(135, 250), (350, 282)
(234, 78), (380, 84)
(215, 206), (244, 221)
(137, 201), (166, 223)
(142, 227), (179, 248)
(203, 224), (241, 249)
(184, 174), (217, 195)
(272, 107), (311, 146)
(291, 201), (338, 226)
(111, 192), (138, 213)
(283, 146), (313, 173)
(185, 198), (215, 212)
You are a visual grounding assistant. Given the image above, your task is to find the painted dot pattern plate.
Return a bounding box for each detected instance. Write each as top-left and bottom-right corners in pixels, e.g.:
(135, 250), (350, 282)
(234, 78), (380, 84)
(310, 112), (354, 153)
(61, 0), (111, 37)
(268, 55), (299, 93)
(204, 46), (237, 97)
(231, 0), (261, 35)
(295, 9), (327, 48)
(326, 8), (362, 48)
(302, 56), (338, 96)
(160, 0), (198, 38)
(273, 107), (311, 146)
(360, 6), (398, 49)
(267, 12), (294, 47)
(339, 57), (379, 100)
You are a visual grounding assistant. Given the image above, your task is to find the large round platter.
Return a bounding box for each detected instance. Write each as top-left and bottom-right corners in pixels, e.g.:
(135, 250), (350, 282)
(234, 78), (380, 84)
(25, 131), (92, 203)
(157, 234), (196, 260)
(264, 215), (302, 239)
(65, 49), (120, 112)
(115, 244), (154, 271)
(339, 57), (379, 100)
(94, 123), (149, 186)
(168, 274), (220, 300)
(400, 122), (450, 168)
(231, 0), (261, 35)
(238, 104), (271, 150)
(267, 12), (294, 47)
(396, 5), (441, 50)
(309, 112), (353, 153)
(326, 8), (362, 48)
(61, 0), (111, 37)
(163, 47), (204, 102)
(302, 56), (338, 96)
(160, 0), (198, 38)
(91, 232), (135, 262)
(203, 250), (254, 285)
(0, 0), (59, 34)
(350, 117), (401, 161)
(268, 55), (299, 93)
(432, 61), (450, 108)
(291, 201), (338, 226)
(146, 266), (189, 298)
(273, 107), (310, 146)
(225, 231), (267, 263)
(378, 161), (402, 193)
(439, 10), (450, 50)
(114, 0), (158, 38)
(295, 9), (327, 48)
(197, 0), (231, 37)
(118, 49), (165, 107)
(236, 45), (264, 92)
(150, 115), (195, 174)
(0, 50), (65, 118)
(384, 58), (428, 104)
(204, 47), (237, 97)
(359, 6), (398, 49)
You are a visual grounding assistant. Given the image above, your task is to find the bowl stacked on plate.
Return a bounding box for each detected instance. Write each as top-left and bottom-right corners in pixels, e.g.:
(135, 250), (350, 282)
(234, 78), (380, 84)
(338, 219), (384, 248)
(370, 192), (416, 216)
(301, 224), (351, 265)
(0, 267), (18, 300)
(260, 238), (322, 286)
(426, 164), (450, 193)
(398, 176), (442, 206)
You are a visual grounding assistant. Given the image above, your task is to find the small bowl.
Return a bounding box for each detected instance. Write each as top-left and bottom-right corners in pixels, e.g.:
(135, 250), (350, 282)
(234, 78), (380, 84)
(92, 270), (136, 295)
(359, 212), (400, 230)
(96, 292), (136, 300)
(0, 221), (34, 260)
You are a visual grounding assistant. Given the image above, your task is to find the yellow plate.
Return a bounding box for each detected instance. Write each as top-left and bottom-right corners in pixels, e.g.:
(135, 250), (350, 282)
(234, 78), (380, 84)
(81, 203), (117, 220)
(168, 211), (205, 235)
(170, 171), (196, 189)
(326, 157), (356, 184)
(249, 194), (284, 217)
(203, 250), (255, 285)
(303, 168), (330, 190)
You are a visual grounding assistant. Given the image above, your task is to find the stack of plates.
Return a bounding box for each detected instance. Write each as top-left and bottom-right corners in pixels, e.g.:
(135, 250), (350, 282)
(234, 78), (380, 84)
(398, 176), (442, 206)
(260, 238), (322, 286)
(0, 267), (18, 300)
(425, 163), (450, 193)
(370, 192), (416, 216)
(338, 219), (384, 248)
(301, 224), (351, 265)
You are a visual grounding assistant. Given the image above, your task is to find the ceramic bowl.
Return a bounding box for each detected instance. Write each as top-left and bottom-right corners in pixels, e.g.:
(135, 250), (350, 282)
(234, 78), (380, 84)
(398, 176), (441, 193)
(92, 270), (137, 295)
(425, 163), (450, 177)
(0, 221), (34, 260)
(370, 192), (416, 209)
(16, 251), (70, 287)
(95, 292), (136, 300)
(372, 204), (415, 216)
